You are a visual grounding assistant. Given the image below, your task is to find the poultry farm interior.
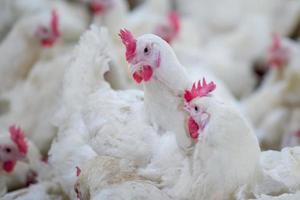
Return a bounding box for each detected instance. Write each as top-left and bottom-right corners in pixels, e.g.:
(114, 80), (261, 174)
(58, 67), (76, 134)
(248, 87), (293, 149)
(0, 0), (300, 199)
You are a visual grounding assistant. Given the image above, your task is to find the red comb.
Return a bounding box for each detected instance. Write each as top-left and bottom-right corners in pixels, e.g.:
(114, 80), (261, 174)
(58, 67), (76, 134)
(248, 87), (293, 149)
(9, 125), (28, 155)
(184, 78), (216, 103)
(168, 11), (180, 33)
(119, 29), (136, 62)
(51, 9), (60, 37)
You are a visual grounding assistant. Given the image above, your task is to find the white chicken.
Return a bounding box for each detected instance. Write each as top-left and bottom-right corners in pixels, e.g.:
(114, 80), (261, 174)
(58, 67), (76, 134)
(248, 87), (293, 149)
(180, 79), (261, 199)
(194, 16), (271, 98)
(0, 0), (49, 41)
(242, 35), (300, 150)
(0, 125), (42, 197)
(0, 126), (28, 196)
(0, 10), (60, 94)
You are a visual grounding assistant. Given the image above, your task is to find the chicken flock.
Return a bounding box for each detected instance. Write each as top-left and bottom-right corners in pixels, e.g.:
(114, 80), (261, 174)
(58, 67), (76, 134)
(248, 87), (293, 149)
(0, 0), (300, 199)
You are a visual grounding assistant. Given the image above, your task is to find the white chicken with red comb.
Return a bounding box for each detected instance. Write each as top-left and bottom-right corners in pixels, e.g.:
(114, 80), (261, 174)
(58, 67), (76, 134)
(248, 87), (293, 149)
(0, 124), (49, 198)
(119, 28), (235, 152)
(0, 0), (50, 41)
(119, 28), (195, 151)
(0, 125), (28, 196)
(182, 79), (260, 199)
(0, 126), (28, 174)
(0, 10), (60, 94)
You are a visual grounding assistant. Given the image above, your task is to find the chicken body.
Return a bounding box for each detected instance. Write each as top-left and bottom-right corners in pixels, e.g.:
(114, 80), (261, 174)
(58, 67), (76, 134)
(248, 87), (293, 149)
(0, 12), (59, 94)
(183, 93), (260, 199)
(77, 156), (172, 200)
(0, 126), (42, 197)
(50, 26), (162, 198)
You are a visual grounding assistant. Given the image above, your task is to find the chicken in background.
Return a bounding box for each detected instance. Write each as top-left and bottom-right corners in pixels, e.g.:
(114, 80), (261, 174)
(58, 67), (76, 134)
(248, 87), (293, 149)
(153, 11), (180, 44)
(193, 16), (271, 99)
(0, 0), (50, 41)
(0, 5), (88, 149)
(127, 0), (172, 36)
(89, 0), (129, 39)
(242, 34), (300, 150)
(174, 0), (300, 99)
(0, 125), (43, 197)
(242, 0), (300, 36)
(0, 10), (60, 95)
(0, 0), (90, 43)
(0, 126), (28, 197)
(0, 0), (92, 95)
(175, 0), (300, 40)
(0, 50), (70, 155)
(52, 0), (90, 43)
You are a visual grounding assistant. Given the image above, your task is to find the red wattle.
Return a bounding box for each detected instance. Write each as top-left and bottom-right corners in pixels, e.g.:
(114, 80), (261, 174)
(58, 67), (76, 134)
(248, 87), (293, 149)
(90, 1), (104, 15)
(132, 71), (143, 83)
(41, 38), (56, 47)
(188, 117), (199, 139)
(3, 160), (17, 173)
(141, 65), (153, 81)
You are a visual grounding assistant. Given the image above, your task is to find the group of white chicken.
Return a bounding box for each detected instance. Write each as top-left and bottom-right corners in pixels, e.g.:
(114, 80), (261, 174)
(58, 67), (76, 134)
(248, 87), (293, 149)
(0, 0), (300, 199)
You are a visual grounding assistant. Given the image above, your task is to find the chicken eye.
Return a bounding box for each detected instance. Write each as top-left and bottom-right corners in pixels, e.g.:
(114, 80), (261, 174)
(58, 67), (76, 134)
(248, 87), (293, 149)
(194, 106), (198, 112)
(5, 147), (11, 153)
(144, 47), (149, 54)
